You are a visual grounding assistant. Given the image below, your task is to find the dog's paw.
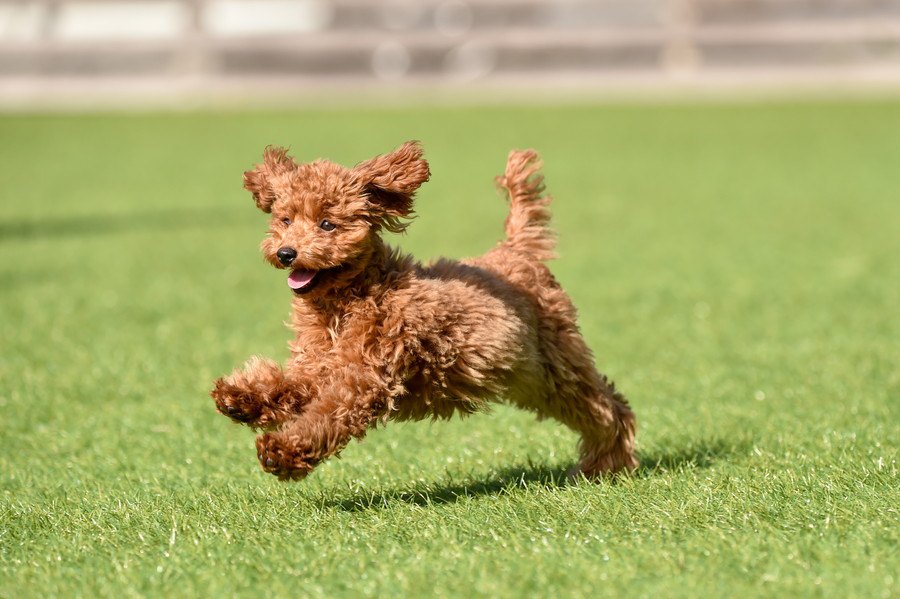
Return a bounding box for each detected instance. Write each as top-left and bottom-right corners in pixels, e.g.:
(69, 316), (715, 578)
(211, 377), (264, 424)
(256, 433), (319, 481)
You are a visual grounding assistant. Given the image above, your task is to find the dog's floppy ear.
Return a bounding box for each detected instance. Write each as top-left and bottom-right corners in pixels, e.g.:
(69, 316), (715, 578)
(353, 141), (430, 232)
(243, 146), (296, 213)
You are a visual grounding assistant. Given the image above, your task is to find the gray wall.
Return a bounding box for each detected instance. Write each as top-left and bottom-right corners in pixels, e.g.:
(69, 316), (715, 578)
(2, 0), (899, 105)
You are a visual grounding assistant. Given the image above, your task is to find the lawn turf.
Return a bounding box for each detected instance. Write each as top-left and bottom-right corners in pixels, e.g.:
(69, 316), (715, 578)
(1, 101), (898, 598)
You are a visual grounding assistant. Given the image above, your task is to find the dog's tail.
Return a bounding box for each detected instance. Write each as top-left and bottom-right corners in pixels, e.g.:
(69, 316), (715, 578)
(496, 149), (556, 262)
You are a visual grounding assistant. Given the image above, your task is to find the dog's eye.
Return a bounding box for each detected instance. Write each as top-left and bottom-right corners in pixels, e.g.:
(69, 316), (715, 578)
(320, 219), (336, 231)
(281, 218), (291, 226)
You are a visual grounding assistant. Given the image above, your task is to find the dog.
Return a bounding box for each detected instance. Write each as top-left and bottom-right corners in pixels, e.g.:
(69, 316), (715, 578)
(211, 141), (637, 480)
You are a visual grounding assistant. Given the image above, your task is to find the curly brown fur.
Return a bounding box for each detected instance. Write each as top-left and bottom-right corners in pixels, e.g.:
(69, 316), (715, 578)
(211, 141), (638, 481)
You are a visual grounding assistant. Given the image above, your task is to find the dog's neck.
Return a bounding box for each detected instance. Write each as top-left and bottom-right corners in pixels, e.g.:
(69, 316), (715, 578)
(293, 236), (414, 317)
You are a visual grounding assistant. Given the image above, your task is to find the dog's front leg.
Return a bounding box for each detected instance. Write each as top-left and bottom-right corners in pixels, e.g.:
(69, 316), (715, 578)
(254, 364), (396, 480)
(211, 356), (309, 429)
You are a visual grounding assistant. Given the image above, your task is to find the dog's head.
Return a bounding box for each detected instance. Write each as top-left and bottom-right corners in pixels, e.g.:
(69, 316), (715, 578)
(243, 141), (430, 297)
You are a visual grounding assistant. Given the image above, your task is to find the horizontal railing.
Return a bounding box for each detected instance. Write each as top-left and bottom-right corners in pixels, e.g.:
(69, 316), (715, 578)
(0, 0), (898, 92)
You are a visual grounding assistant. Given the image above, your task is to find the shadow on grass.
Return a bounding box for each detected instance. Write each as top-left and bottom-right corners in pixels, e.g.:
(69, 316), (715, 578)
(0, 207), (245, 241)
(335, 437), (746, 512)
(636, 436), (749, 476)
(335, 463), (572, 512)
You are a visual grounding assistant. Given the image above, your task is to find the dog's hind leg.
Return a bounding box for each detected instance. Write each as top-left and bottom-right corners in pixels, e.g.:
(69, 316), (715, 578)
(532, 374), (638, 478)
(522, 305), (639, 478)
(555, 335), (638, 477)
(570, 383), (638, 478)
(211, 357), (306, 429)
(514, 375), (637, 478)
(506, 343), (637, 478)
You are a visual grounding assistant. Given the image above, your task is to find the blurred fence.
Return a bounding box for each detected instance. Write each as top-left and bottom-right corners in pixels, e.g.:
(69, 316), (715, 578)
(2, 0), (900, 104)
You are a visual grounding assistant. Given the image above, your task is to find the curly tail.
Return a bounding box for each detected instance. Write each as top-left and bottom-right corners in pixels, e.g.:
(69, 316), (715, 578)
(496, 149), (556, 262)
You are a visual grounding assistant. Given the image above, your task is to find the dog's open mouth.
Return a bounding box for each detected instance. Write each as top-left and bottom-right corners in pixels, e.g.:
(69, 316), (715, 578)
(288, 268), (319, 294)
(287, 265), (347, 295)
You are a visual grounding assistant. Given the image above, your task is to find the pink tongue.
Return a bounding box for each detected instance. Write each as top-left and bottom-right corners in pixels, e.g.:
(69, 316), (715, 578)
(288, 269), (317, 290)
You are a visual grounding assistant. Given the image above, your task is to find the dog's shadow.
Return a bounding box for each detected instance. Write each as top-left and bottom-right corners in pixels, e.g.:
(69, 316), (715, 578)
(334, 437), (746, 512)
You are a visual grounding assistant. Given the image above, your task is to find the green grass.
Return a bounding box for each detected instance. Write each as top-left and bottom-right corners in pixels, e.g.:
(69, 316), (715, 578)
(1, 100), (898, 598)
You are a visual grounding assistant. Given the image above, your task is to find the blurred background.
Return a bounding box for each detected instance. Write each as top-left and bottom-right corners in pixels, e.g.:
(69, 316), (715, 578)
(2, 0), (900, 108)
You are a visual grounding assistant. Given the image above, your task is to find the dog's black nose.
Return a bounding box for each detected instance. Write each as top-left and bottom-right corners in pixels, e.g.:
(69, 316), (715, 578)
(276, 247), (297, 266)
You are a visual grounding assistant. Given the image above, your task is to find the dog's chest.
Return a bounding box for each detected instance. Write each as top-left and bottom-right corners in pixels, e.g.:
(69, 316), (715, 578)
(288, 303), (378, 356)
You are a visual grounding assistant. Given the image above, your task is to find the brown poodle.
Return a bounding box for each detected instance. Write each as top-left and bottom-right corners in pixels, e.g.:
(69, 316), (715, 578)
(211, 141), (637, 480)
